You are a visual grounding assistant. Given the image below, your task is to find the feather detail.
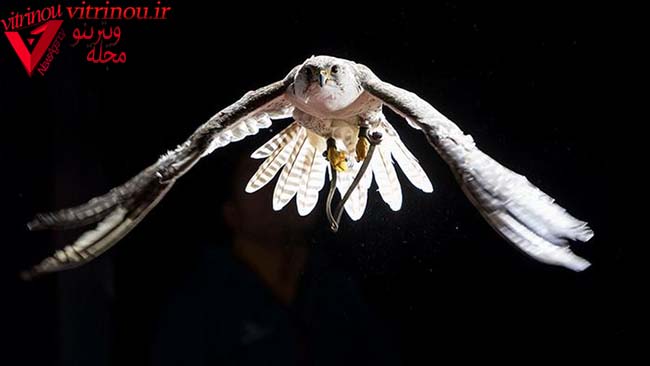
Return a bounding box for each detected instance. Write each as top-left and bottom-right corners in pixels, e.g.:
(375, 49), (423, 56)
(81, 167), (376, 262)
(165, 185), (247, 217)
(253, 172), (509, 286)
(336, 161), (372, 221)
(203, 95), (293, 156)
(485, 208), (591, 271)
(23, 180), (175, 279)
(388, 140), (433, 195)
(381, 119), (433, 193)
(359, 67), (593, 271)
(245, 122), (301, 193)
(272, 128), (310, 210)
(205, 115), (272, 154)
(371, 143), (402, 211)
(297, 132), (327, 216)
(251, 122), (298, 159)
(404, 116), (422, 130)
(458, 151), (594, 270)
(390, 137), (433, 193)
(24, 68), (299, 278)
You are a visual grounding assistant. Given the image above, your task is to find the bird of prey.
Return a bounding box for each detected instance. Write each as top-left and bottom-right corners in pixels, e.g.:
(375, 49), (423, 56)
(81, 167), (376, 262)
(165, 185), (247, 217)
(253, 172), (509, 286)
(23, 55), (594, 279)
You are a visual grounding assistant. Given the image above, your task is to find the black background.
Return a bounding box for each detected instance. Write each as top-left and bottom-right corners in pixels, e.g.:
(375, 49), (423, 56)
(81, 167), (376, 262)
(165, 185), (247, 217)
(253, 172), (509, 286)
(2, 1), (626, 364)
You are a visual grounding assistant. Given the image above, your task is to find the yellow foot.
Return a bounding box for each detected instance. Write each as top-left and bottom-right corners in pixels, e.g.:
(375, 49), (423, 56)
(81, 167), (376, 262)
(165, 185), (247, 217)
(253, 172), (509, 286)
(327, 146), (348, 172)
(355, 136), (370, 162)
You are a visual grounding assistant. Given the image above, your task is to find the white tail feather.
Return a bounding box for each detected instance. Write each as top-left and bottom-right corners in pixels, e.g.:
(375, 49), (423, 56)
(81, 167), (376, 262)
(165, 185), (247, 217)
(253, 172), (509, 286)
(336, 161), (372, 221)
(372, 143), (402, 211)
(390, 136), (433, 193)
(245, 123), (301, 193)
(248, 116), (433, 220)
(382, 119), (433, 193)
(297, 133), (327, 216)
(273, 128), (310, 210)
(251, 122), (299, 159)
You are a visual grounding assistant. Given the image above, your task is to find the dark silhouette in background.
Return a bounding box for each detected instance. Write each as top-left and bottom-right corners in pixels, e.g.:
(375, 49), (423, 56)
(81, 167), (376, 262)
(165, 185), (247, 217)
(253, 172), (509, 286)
(152, 157), (397, 365)
(3, 2), (625, 365)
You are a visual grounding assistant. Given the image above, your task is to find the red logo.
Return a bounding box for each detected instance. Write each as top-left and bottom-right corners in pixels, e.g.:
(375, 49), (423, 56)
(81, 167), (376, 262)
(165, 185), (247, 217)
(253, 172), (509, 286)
(4, 20), (63, 76)
(3, 2), (172, 76)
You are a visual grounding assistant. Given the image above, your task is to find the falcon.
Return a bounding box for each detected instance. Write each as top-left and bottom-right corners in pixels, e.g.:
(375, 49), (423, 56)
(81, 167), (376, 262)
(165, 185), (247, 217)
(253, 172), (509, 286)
(23, 55), (594, 279)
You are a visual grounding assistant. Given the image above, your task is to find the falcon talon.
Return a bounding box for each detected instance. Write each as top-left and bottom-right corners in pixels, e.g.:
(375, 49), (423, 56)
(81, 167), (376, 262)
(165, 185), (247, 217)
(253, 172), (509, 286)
(355, 126), (371, 162)
(355, 136), (370, 162)
(327, 146), (348, 172)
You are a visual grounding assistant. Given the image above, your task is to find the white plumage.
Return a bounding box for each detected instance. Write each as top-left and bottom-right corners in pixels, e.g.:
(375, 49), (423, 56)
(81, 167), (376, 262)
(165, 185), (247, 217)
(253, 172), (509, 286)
(295, 132), (328, 215)
(273, 127), (309, 210)
(245, 123), (301, 193)
(24, 55), (594, 278)
(247, 117), (432, 220)
(382, 121), (433, 193)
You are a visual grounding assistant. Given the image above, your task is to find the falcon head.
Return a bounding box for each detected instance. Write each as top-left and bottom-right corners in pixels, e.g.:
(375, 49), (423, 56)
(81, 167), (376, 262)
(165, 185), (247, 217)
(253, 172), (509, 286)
(293, 55), (362, 113)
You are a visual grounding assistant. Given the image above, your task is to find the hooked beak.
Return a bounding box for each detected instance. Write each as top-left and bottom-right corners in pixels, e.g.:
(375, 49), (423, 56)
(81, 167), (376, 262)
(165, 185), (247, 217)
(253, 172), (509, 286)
(318, 69), (331, 87)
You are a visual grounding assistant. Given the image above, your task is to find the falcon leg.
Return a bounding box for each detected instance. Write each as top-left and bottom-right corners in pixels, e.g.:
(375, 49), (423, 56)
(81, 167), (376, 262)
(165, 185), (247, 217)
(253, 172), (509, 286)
(356, 126), (371, 162)
(325, 138), (348, 172)
(324, 132), (383, 232)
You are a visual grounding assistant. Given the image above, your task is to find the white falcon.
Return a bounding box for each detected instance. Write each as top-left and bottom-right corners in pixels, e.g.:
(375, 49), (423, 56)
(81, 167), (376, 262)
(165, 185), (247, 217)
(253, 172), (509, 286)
(23, 55), (594, 278)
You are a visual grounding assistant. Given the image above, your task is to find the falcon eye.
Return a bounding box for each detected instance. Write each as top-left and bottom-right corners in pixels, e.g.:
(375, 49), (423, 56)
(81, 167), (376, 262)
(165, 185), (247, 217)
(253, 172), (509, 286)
(331, 65), (339, 74)
(304, 67), (313, 79)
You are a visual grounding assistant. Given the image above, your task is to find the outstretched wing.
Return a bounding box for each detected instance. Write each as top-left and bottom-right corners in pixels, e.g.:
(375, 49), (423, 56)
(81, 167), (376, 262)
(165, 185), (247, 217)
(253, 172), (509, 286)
(356, 63), (593, 271)
(22, 66), (300, 279)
